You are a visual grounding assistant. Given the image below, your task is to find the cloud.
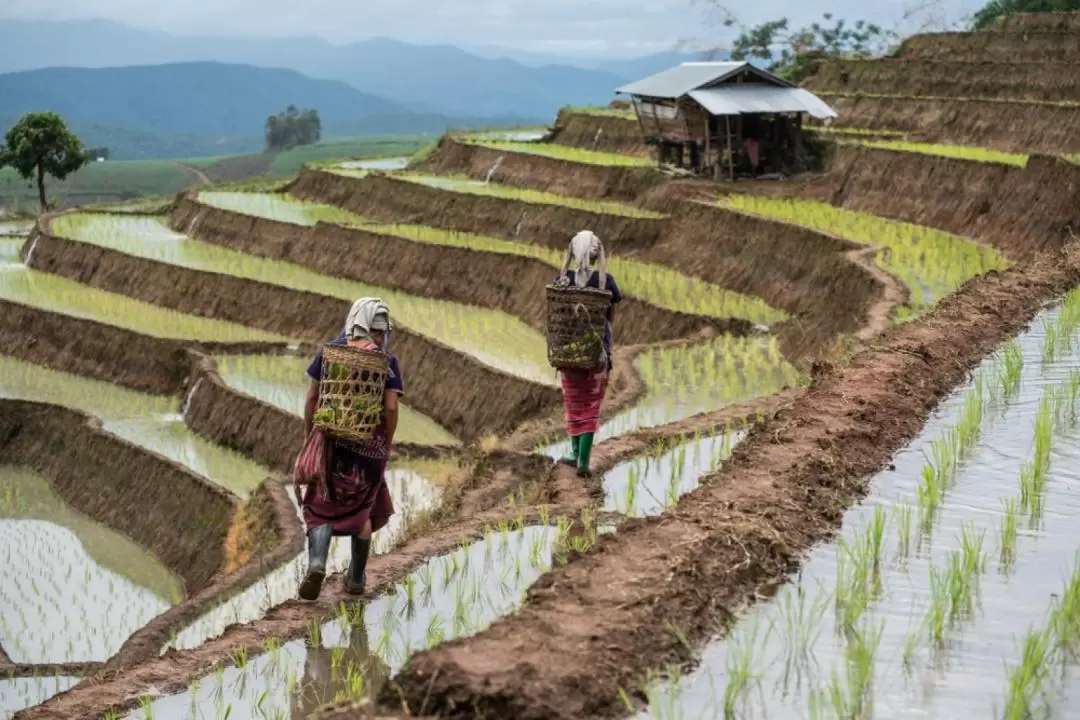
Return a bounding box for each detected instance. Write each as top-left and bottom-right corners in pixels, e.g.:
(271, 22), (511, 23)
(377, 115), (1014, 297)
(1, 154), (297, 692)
(0, 0), (984, 56)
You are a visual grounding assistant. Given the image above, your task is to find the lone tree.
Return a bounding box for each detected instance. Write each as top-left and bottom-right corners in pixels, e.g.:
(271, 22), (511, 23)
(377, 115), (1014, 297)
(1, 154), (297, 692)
(0, 112), (89, 212)
(265, 105), (322, 151)
(971, 0), (1080, 28)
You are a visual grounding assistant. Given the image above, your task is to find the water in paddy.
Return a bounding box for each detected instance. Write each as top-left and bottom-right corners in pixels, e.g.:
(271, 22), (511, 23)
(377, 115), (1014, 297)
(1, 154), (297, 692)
(52, 213), (555, 386)
(0, 466), (182, 665)
(0, 219), (32, 237)
(638, 305), (1080, 719)
(0, 355), (267, 496)
(130, 527), (563, 718)
(215, 353), (459, 446)
(0, 237), (287, 344)
(466, 128), (548, 142)
(168, 465), (444, 652)
(337, 156), (409, 171)
(544, 335), (802, 459)
(1, 676), (81, 719)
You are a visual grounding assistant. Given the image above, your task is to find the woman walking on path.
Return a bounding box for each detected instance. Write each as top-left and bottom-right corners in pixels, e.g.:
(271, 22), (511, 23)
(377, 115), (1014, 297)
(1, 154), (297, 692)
(555, 230), (621, 477)
(298, 297), (404, 601)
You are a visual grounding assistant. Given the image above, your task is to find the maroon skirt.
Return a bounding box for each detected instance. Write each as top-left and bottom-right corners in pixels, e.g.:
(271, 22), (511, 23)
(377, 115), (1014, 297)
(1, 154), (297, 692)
(302, 441), (394, 535)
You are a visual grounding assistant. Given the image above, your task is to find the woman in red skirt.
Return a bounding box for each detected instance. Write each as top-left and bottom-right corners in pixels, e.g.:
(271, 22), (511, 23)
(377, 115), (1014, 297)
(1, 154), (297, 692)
(299, 297), (403, 601)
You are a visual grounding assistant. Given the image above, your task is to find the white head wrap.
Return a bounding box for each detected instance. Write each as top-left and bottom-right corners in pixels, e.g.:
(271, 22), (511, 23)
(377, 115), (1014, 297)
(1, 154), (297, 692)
(345, 297), (392, 343)
(559, 230), (607, 289)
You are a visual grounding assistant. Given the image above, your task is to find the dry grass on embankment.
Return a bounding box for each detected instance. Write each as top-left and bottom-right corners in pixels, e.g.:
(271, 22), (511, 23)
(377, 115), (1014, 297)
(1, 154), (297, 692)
(821, 93), (1080, 155)
(171, 195), (727, 346)
(22, 230), (561, 443)
(543, 108), (649, 156)
(416, 135), (664, 201)
(895, 28), (1080, 61)
(0, 400), (235, 593)
(287, 169), (665, 254)
(803, 58), (1080, 103)
(0, 298), (283, 395)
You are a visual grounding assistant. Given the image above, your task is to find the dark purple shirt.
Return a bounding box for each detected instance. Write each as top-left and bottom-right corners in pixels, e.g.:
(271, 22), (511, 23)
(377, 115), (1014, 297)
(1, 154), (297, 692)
(556, 271), (622, 371)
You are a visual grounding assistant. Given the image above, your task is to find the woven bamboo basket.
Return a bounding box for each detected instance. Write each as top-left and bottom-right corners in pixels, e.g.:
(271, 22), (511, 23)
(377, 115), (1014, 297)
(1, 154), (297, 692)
(313, 344), (389, 443)
(546, 284), (612, 369)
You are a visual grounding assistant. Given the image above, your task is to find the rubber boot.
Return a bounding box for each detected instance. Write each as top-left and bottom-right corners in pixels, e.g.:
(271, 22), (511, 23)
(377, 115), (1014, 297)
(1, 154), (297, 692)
(577, 432), (595, 478)
(558, 434), (580, 467)
(344, 535), (371, 596)
(299, 523), (333, 601)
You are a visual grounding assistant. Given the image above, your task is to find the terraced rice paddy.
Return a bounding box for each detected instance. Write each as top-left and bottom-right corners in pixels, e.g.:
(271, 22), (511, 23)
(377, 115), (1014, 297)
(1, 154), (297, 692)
(51, 212), (555, 385)
(215, 354), (459, 446)
(0, 466), (182, 663)
(719, 195), (1010, 319)
(1, 677), (81, 719)
(337, 157), (410, 171)
(468, 140), (655, 167)
(846, 138), (1080, 167)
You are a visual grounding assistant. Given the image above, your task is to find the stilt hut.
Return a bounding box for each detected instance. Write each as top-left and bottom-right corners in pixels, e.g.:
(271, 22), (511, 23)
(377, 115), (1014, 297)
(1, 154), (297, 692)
(615, 61), (837, 179)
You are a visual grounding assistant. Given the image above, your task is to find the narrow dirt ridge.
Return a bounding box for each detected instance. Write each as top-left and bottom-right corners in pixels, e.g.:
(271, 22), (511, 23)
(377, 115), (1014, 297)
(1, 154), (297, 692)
(374, 248), (1080, 719)
(174, 162), (211, 186)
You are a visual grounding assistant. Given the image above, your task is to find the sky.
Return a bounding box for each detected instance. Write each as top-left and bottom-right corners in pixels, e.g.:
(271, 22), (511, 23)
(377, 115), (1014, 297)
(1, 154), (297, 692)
(1, 0), (986, 57)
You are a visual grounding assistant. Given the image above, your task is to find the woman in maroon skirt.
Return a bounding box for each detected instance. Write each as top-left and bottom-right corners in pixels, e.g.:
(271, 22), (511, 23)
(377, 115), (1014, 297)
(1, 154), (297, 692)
(299, 297), (404, 601)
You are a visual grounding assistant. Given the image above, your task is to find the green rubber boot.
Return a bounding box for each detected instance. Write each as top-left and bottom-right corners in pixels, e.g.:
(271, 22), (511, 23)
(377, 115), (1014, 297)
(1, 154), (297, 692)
(577, 432), (595, 478)
(558, 434), (580, 467)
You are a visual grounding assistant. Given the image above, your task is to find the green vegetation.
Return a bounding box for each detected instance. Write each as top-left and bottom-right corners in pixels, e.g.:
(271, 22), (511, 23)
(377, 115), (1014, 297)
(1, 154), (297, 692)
(0, 159), (195, 212)
(847, 138), (1080, 167)
(566, 105), (636, 119)
(264, 105), (322, 152)
(269, 135), (429, 175)
(972, 0), (1080, 29)
(468, 140), (653, 167)
(719, 194), (1011, 319)
(0, 112), (90, 211)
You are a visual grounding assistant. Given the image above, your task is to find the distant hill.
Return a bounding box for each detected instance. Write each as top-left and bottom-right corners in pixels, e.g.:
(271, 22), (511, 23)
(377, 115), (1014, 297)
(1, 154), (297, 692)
(0, 19), (669, 118)
(0, 62), (542, 159)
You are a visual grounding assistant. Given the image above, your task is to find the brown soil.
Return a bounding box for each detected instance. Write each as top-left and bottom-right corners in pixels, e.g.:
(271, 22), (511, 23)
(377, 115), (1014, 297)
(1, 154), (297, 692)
(895, 29), (1080, 62)
(24, 229), (562, 443)
(287, 169), (666, 254)
(803, 58), (1080, 103)
(170, 195), (739, 347)
(374, 245), (1080, 720)
(549, 109), (649, 156)
(2, 662), (101, 679)
(417, 136), (664, 201)
(0, 401), (236, 593)
(820, 93), (1080, 155)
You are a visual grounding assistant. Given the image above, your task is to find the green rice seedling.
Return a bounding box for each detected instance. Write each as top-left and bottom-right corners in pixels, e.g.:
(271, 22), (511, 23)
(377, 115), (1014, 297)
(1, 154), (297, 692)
(894, 504), (914, 563)
(775, 580), (830, 666)
(851, 138), (1032, 167)
(1051, 557), (1080, 657)
(719, 195), (1010, 320)
(723, 615), (772, 717)
(996, 340), (1024, 405)
(998, 497), (1020, 572)
(1001, 625), (1055, 720)
(809, 618), (884, 720)
(467, 139), (655, 167)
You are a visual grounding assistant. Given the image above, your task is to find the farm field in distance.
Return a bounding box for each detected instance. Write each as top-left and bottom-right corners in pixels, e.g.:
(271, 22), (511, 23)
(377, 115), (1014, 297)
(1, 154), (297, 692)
(8, 12), (1080, 720)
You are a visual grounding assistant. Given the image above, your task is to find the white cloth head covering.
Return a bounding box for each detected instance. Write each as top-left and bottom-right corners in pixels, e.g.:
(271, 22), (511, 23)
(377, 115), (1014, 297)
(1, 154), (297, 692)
(559, 230), (606, 289)
(345, 297), (392, 342)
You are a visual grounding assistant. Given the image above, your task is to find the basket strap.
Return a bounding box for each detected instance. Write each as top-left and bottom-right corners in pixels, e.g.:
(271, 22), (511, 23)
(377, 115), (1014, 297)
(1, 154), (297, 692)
(596, 241), (608, 293)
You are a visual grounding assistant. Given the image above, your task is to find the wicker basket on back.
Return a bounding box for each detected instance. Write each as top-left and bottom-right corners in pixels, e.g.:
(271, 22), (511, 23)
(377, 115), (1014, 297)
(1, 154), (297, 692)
(313, 343), (389, 442)
(546, 279), (613, 370)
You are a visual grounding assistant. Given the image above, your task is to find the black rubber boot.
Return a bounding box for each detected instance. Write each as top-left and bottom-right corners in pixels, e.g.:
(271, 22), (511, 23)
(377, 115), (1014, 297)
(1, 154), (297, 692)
(298, 524), (332, 601)
(344, 535), (371, 596)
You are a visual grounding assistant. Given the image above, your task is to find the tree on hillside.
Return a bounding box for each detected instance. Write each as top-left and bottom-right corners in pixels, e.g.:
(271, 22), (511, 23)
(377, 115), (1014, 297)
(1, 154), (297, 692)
(265, 105), (322, 151)
(0, 112), (89, 213)
(971, 0), (1080, 29)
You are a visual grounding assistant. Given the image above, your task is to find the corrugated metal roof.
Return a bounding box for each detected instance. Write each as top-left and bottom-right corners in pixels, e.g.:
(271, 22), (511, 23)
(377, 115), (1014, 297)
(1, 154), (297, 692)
(687, 85), (838, 119)
(615, 61), (748, 99)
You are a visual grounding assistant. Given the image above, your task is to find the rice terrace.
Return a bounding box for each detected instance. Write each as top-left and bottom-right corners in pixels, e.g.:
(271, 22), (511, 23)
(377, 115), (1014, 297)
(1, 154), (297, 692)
(8, 8), (1080, 720)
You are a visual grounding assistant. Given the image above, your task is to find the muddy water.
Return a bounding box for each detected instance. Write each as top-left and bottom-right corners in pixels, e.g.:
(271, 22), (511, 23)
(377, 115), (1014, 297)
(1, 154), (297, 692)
(603, 432), (744, 518)
(0, 238), (287, 344)
(638, 306), (1080, 719)
(0, 466), (181, 665)
(130, 527), (562, 718)
(544, 336), (802, 459)
(167, 464), (444, 652)
(337, 156), (410, 171)
(0, 355), (267, 496)
(215, 354), (459, 446)
(1, 676), (81, 719)
(53, 213), (555, 385)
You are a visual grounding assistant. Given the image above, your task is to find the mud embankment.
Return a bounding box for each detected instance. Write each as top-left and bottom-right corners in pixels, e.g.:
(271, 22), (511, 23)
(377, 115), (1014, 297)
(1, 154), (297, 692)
(0, 298), (282, 395)
(0, 400), (235, 593)
(822, 93), (1080, 156)
(287, 168), (665, 254)
(170, 196), (732, 346)
(895, 29), (1080, 61)
(417, 135), (664, 202)
(818, 144), (1080, 261)
(377, 243), (1080, 720)
(803, 58), (1080, 103)
(549, 108), (649, 156)
(24, 230), (561, 443)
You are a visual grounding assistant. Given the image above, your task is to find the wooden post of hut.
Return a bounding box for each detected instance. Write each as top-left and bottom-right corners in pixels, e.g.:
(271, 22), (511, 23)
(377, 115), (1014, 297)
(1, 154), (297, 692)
(724, 115), (734, 180)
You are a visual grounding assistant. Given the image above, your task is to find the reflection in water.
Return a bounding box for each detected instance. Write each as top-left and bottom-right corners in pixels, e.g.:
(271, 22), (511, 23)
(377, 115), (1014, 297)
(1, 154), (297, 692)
(0, 676), (82, 718)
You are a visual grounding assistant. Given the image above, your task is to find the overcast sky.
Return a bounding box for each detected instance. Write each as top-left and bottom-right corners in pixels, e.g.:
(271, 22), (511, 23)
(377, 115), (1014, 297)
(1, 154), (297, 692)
(1, 0), (986, 57)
